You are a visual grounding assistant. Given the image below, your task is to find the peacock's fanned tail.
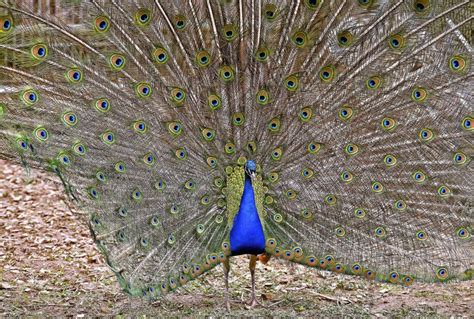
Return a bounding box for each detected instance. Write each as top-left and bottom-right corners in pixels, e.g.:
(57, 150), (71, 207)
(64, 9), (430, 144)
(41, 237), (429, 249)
(0, 0), (472, 298)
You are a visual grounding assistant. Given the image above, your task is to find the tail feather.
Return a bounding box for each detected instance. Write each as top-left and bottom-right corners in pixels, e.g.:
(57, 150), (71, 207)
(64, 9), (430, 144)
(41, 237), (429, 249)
(0, 0), (472, 297)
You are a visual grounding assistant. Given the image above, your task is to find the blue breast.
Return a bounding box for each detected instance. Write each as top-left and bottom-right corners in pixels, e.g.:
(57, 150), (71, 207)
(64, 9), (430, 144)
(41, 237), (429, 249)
(229, 175), (266, 256)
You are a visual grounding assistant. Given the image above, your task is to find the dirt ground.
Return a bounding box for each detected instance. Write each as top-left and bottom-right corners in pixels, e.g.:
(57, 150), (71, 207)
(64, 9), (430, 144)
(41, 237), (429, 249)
(0, 159), (472, 318)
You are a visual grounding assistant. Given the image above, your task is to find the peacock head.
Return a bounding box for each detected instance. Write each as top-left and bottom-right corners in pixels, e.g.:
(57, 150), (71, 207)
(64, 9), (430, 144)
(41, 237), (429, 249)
(245, 160), (257, 177)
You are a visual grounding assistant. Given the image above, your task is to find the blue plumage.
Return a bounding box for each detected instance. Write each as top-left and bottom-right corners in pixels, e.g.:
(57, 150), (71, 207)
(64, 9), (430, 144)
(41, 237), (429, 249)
(229, 174), (266, 256)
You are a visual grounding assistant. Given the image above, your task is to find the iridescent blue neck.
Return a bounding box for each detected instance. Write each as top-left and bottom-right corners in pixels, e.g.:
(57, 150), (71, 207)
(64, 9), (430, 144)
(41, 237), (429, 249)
(229, 175), (266, 256)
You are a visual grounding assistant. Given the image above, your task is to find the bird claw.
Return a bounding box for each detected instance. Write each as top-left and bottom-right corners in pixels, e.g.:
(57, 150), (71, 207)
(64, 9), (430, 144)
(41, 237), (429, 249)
(246, 297), (263, 309)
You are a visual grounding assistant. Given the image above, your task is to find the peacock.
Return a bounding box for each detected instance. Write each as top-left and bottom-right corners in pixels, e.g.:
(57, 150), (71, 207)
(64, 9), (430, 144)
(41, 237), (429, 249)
(0, 0), (473, 310)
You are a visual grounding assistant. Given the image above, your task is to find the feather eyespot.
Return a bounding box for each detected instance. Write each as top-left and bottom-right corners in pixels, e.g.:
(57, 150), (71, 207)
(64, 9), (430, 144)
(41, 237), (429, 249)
(337, 30), (353, 47)
(284, 75), (299, 91)
(117, 231), (126, 242)
(338, 106), (353, 121)
(62, 111), (78, 127)
(304, 0), (320, 10)
(299, 107), (313, 122)
(175, 147), (188, 160)
(271, 147), (283, 161)
(263, 4), (278, 21)
(101, 131), (115, 145)
(388, 271), (400, 283)
(143, 153), (156, 166)
(456, 227), (470, 239)
(132, 120), (148, 134)
(437, 185), (451, 197)
(184, 179), (196, 191)
(207, 94), (222, 110)
(34, 126), (49, 142)
(57, 151), (72, 166)
(380, 117), (397, 131)
(324, 194), (337, 205)
(219, 65), (235, 82)
(88, 187), (99, 200)
(340, 171), (353, 183)
(461, 116), (472, 131)
(354, 208), (366, 218)
(232, 112), (245, 126)
(72, 142), (87, 156)
(319, 65), (336, 83)
(215, 215), (224, 224)
(109, 54), (126, 70)
(21, 88), (39, 106)
(170, 88), (186, 105)
(449, 55), (467, 73)
(366, 76), (382, 90)
(200, 195), (211, 205)
(246, 141), (257, 153)
(374, 226), (386, 238)
(225, 142), (236, 154)
(301, 209), (313, 220)
(94, 16), (110, 32)
(412, 170), (427, 183)
(306, 256), (317, 267)
(206, 156), (218, 168)
(0, 16), (13, 34)
(411, 87), (427, 102)
(358, 0), (374, 9)
(256, 89), (270, 105)
(388, 34), (405, 50)
(168, 121), (183, 136)
(94, 98), (111, 113)
(307, 142), (322, 154)
(371, 181), (384, 193)
(117, 207), (128, 218)
(66, 68), (83, 83)
(132, 189), (143, 201)
(114, 161), (126, 173)
(169, 205), (180, 215)
(418, 128), (434, 142)
(383, 154), (397, 167)
(135, 83), (152, 98)
(273, 213), (283, 223)
(135, 9), (152, 26)
(30, 43), (48, 62)
(403, 276), (414, 286)
(153, 47), (169, 64)
(201, 128), (216, 141)
(453, 152), (469, 165)
(394, 200), (407, 211)
(155, 180), (166, 191)
(416, 230), (427, 241)
(352, 263), (363, 274)
(195, 50), (211, 67)
(268, 117), (281, 133)
(292, 31), (308, 48)
(413, 0), (431, 14)
(364, 269), (376, 280)
(96, 171), (107, 183)
(435, 267), (448, 281)
(268, 172), (279, 183)
(255, 47), (270, 62)
(173, 15), (187, 30)
(286, 189), (297, 200)
(335, 226), (346, 237)
(222, 24), (238, 41)
(301, 167), (314, 179)
(344, 143), (359, 156)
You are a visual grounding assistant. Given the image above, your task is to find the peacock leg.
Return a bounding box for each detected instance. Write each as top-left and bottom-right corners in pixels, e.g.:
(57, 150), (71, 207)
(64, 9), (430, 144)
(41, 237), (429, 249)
(247, 254), (262, 307)
(223, 256), (231, 311)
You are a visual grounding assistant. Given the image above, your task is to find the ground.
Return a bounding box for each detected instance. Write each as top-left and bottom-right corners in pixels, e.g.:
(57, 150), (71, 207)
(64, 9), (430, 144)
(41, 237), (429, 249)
(0, 159), (472, 318)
